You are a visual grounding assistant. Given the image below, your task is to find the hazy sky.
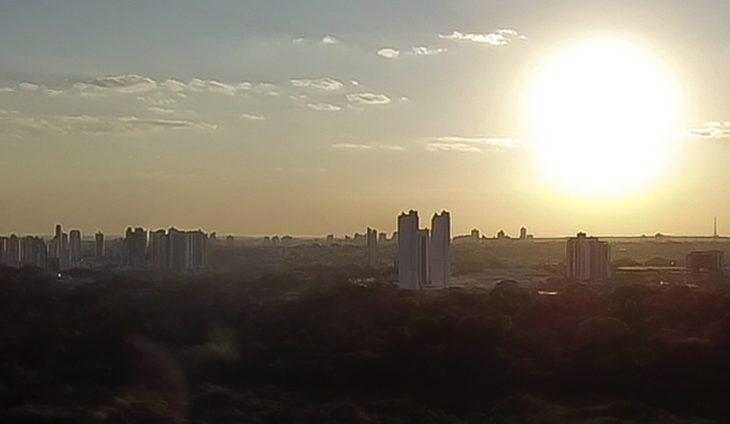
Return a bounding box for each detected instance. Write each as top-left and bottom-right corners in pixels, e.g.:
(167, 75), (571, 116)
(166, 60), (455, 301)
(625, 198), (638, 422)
(1, 0), (729, 237)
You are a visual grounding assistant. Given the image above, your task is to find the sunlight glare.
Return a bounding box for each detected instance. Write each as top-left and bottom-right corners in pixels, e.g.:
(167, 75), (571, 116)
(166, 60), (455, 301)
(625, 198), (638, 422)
(525, 38), (683, 195)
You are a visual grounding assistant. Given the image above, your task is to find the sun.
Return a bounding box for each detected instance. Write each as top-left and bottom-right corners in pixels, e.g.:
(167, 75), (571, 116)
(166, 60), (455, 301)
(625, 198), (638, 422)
(524, 38), (683, 195)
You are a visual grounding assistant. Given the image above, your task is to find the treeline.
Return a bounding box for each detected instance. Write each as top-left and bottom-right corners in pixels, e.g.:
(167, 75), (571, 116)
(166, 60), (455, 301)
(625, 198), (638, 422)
(0, 269), (729, 422)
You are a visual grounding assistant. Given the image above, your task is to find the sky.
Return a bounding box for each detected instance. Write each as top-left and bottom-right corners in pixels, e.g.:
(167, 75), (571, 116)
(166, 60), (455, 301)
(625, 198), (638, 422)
(0, 0), (729, 237)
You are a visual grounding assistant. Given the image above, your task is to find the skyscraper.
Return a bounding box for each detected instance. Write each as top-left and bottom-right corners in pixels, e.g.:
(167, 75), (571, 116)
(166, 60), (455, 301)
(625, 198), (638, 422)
(69, 230), (82, 267)
(566, 233), (611, 282)
(0, 236), (7, 266)
(165, 228), (208, 272)
(123, 227), (147, 269)
(21, 236), (47, 269)
(398, 210), (421, 290)
(95, 232), (105, 259)
(49, 224), (69, 270)
(520, 226), (528, 240)
(430, 211), (452, 288)
(149, 229), (169, 270)
(418, 229), (430, 287)
(366, 227), (378, 267)
(6, 235), (21, 268)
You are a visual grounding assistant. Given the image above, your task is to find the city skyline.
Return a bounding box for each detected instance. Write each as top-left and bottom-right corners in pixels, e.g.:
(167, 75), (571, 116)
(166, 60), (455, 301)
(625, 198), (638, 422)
(1, 1), (729, 236)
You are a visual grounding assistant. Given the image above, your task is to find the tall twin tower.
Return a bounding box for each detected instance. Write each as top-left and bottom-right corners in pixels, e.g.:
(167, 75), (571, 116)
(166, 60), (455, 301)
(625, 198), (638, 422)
(398, 210), (451, 290)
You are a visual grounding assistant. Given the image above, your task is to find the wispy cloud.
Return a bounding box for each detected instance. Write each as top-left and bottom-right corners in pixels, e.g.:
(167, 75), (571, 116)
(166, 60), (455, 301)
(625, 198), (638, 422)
(119, 116), (217, 131)
(1, 109), (218, 138)
(189, 78), (249, 96)
(439, 29), (527, 46)
(147, 107), (175, 115)
(307, 103), (342, 112)
(74, 74), (158, 94)
(347, 93), (391, 106)
(435, 136), (528, 148)
(411, 46), (448, 56)
(331, 142), (404, 151)
(687, 122), (730, 140)
(241, 113), (266, 121)
(426, 142), (482, 153)
(290, 78), (344, 91)
(322, 35), (339, 45)
(427, 136), (528, 152)
(377, 48), (400, 59)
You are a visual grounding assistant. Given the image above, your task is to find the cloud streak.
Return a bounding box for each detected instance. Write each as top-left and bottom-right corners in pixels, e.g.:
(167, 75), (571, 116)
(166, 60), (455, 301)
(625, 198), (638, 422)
(687, 122), (730, 140)
(377, 48), (400, 59)
(290, 78), (344, 91)
(439, 29), (527, 46)
(427, 136), (528, 152)
(331, 142), (404, 151)
(347, 93), (391, 106)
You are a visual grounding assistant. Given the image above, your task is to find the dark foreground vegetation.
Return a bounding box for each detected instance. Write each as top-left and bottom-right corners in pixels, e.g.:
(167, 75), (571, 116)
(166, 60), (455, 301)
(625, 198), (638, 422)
(1, 268), (730, 423)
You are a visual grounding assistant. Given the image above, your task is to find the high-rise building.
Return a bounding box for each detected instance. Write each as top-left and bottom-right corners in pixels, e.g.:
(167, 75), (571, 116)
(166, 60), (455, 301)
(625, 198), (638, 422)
(21, 236), (47, 269)
(49, 224), (70, 270)
(519, 226), (528, 240)
(166, 228), (208, 272)
(566, 233), (610, 282)
(6, 235), (21, 268)
(95, 232), (105, 259)
(69, 230), (82, 267)
(398, 210), (421, 290)
(430, 211), (451, 288)
(686, 251), (724, 275)
(123, 227), (147, 268)
(366, 228), (378, 267)
(471, 228), (480, 242)
(0, 236), (7, 266)
(149, 229), (169, 270)
(418, 229), (430, 287)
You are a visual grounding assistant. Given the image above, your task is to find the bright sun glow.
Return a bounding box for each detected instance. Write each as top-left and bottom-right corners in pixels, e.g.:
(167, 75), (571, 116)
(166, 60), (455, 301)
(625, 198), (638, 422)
(525, 38), (683, 195)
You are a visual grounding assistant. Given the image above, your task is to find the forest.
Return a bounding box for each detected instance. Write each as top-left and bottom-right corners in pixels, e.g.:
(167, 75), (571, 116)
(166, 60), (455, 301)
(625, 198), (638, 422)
(1, 267), (729, 423)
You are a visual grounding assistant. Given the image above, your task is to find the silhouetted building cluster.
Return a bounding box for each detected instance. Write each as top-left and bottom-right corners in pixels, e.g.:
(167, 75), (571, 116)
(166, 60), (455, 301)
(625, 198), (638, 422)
(0, 224), (208, 273)
(566, 232), (611, 283)
(397, 210), (452, 290)
(148, 228), (208, 272)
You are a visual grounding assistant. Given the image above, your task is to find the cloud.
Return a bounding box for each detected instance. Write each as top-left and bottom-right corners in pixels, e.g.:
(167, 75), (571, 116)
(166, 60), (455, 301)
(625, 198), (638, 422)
(18, 82), (41, 92)
(0, 110), (53, 137)
(439, 29), (527, 46)
(147, 107), (175, 115)
(241, 113), (266, 121)
(411, 46), (448, 56)
(74, 74), (158, 94)
(119, 116), (217, 131)
(137, 95), (177, 107)
(322, 35), (338, 45)
(377, 48), (400, 59)
(347, 93), (391, 106)
(426, 142), (481, 153)
(427, 136), (527, 153)
(189, 78), (249, 96)
(435, 136), (528, 148)
(160, 79), (187, 93)
(307, 103), (342, 112)
(331, 142), (404, 151)
(290, 78), (344, 91)
(55, 115), (118, 133)
(687, 122), (730, 140)
(15, 82), (65, 96)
